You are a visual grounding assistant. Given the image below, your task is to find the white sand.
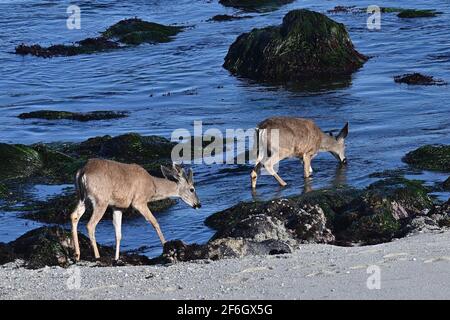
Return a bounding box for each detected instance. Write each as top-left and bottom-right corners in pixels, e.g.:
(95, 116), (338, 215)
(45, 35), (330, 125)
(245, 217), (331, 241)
(1, 231), (449, 300)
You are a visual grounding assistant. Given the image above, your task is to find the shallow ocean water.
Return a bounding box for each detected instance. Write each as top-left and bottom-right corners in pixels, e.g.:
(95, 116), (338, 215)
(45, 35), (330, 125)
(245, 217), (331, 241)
(0, 0), (449, 257)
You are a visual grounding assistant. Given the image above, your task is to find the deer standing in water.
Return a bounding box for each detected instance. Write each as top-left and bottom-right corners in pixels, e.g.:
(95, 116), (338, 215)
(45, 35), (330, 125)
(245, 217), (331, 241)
(251, 117), (349, 189)
(71, 159), (201, 262)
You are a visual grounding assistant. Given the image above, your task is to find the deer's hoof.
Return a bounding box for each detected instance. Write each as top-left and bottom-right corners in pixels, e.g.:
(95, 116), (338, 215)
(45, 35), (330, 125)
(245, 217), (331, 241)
(112, 259), (125, 267)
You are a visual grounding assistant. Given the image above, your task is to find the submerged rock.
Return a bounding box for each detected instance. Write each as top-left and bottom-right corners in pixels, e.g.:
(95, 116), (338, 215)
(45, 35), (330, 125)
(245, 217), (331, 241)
(18, 110), (128, 122)
(327, 6), (365, 14)
(223, 9), (367, 85)
(443, 177), (450, 191)
(0, 226), (151, 269)
(15, 18), (183, 58)
(208, 14), (252, 22)
(394, 73), (446, 86)
(101, 18), (184, 45)
(397, 9), (441, 18)
(403, 145), (450, 172)
(219, 0), (294, 12)
(15, 37), (119, 58)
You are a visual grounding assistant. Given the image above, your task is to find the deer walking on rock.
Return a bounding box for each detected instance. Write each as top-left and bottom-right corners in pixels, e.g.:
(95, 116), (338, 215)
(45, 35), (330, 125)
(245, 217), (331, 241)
(70, 159), (201, 262)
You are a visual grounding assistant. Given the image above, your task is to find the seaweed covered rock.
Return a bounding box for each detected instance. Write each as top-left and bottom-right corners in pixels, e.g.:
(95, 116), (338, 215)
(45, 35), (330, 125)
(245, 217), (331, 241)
(0, 143), (44, 182)
(0, 133), (175, 188)
(207, 178), (432, 246)
(219, 0), (294, 12)
(102, 18), (183, 45)
(0, 226), (151, 269)
(207, 200), (334, 244)
(151, 177), (440, 264)
(403, 145), (450, 172)
(15, 18), (183, 58)
(155, 238), (292, 264)
(15, 37), (119, 58)
(18, 110), (128, 122)
(443, 177), (450, 191)
(0, 183), (8, 199)
(335, 178), (433, 244)
(223, 9), (367, 84)
(397, 9), (441, 18)
(19, 189), (176, 224)
(208, 14), (252, 22)
(394, 73), (446, 86)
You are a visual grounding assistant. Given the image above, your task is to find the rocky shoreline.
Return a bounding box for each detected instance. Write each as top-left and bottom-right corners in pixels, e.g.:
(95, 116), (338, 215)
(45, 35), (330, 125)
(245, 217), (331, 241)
(1, 143), (449, 269)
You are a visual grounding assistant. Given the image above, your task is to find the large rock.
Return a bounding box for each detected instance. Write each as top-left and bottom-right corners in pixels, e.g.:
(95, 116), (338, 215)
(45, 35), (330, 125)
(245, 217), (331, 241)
(154, 177), (441, 264)
(403, 145), (450, 172)
(223, 9), (367, 84)
(335, 178), (433, 244)
(0, 226), (151, 269)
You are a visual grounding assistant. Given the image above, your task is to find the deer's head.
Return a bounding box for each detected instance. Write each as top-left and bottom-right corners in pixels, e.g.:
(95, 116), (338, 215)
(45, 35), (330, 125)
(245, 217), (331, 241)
(161, 164), (201, 209)
(325, 122), (349, 164)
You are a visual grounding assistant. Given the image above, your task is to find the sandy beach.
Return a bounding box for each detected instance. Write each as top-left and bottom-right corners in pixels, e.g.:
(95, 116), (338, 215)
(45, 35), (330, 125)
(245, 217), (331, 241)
(1, 230), (449, 300)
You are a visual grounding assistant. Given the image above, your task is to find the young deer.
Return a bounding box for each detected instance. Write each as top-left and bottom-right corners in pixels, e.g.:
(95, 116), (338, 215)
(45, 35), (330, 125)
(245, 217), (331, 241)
(251, 117), (348, 189)
(71, 159), (201, 262)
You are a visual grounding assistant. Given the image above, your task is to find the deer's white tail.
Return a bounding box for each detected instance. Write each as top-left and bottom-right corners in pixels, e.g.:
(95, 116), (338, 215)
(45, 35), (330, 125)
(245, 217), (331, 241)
(252, 127), (267, 164)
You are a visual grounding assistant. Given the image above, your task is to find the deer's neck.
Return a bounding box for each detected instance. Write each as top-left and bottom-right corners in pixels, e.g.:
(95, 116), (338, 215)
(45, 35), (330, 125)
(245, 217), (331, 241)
(319, 131), (337, 152)
(151, 177), (179, 200)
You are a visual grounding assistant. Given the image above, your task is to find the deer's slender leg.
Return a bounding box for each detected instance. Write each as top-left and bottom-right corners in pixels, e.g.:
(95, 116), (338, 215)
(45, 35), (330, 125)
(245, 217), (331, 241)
(134, 203), (166, 245)
(251, 162), (262, 189)
(264, 156), (287, 187)
(112, 210), (123, 261)
(303, 154), (312, 178)
(71, 201), (86, 261)
(86, 201), (108, 259)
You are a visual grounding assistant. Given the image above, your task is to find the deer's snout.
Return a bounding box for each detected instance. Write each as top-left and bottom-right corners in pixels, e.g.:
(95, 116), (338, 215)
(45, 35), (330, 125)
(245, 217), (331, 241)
(193, 203), (202, 209)
(341, 158), (347, 165)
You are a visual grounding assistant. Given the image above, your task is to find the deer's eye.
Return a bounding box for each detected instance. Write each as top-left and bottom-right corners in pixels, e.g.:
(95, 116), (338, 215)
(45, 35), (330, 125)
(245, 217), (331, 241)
(190, 188), (195, 193)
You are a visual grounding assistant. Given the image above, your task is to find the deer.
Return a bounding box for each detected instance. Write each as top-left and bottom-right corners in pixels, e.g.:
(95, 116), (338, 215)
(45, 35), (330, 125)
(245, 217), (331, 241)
(251, 117), (348, 189)
(70, 159), (201, 262)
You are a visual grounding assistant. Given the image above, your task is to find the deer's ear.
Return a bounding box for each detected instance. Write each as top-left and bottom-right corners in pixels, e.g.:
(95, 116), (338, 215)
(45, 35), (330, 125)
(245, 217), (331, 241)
(161, 165), (179, 181)
(337, 122), (349, 141)
(173, 163), (183, 173)
(187, 168), (194, 183)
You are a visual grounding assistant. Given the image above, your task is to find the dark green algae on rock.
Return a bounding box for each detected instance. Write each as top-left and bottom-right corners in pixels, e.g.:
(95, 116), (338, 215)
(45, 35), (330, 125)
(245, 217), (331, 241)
(154, 177), (442, 264)
(0, 133), (176, 198)
(101, 18), (183, 45)
(219, 0), (294, 12)
(0, 226), (151, 269)
(402, 144), (450, 172)
(403, 145), (450, 172)
(223, 9), (367, 85)
(18, 110), (129, 122)
(15, 18), (184, 58)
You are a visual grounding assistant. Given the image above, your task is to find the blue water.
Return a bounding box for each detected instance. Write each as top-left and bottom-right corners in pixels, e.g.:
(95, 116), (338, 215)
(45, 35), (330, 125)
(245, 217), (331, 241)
(0, 0), (449, 257)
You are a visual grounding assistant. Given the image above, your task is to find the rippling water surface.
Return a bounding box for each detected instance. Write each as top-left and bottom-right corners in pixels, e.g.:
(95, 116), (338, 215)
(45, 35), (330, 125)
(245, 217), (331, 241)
(1, 0), (449, 256)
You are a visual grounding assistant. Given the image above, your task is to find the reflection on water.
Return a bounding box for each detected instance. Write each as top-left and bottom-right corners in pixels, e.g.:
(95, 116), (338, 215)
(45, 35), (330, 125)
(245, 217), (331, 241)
(0, 0), (449, 256)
